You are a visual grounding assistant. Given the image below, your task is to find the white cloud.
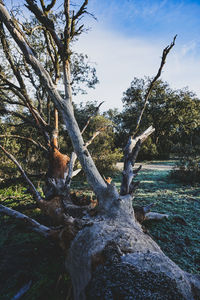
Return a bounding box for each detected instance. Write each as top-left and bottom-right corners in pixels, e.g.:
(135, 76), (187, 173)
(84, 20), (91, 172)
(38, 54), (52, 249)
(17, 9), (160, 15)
(73, 25), (200, 111)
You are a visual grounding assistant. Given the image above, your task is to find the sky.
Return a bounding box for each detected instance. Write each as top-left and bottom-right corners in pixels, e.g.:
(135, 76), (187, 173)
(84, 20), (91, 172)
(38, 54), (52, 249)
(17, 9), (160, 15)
(6, 0), (200, 111)
(72, 0), (200, 111)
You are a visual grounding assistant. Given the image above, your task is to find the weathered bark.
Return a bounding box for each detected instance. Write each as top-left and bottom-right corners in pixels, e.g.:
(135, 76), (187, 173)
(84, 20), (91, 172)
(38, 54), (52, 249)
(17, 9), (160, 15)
(62, 129), (200, 300)
(65, 207), (200, 300)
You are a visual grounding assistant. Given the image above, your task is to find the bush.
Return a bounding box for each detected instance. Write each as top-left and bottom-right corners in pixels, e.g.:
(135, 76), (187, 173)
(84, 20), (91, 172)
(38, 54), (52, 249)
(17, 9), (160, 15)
(138, 137), (158, 160)
(94, 148), (123, 173)
(170, 156), (200, 184)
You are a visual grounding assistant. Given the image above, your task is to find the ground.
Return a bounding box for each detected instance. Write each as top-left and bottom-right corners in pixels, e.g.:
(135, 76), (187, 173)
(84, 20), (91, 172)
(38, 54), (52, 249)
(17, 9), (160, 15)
(0, 161), (200, 299)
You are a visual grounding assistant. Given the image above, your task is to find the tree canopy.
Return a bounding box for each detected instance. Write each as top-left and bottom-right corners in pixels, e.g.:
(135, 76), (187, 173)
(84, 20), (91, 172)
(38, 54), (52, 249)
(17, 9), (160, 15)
(114, 77), (200, 159)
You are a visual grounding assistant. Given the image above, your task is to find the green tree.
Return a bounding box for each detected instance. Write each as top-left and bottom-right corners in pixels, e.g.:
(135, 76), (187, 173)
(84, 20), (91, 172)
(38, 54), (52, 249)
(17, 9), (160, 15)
(0, 12), (99, 177)
(120, 77), (200, 159)
(75, 101), (122, 172)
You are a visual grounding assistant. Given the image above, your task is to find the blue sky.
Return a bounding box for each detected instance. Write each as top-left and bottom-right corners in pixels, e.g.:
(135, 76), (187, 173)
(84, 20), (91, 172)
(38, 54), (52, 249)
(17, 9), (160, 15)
(6, 0), (200, 111)
(72, 0), (200, 110)
(89, 0), (200, 41)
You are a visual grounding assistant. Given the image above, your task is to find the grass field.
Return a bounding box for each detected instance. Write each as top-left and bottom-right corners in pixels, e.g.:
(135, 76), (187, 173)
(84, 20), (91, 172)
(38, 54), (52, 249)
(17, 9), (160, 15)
(0, 166), (200, 299)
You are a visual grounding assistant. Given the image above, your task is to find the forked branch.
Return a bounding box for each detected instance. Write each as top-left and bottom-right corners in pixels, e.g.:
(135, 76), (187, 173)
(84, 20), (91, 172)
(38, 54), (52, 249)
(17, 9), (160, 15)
(120, 126), (155, 196)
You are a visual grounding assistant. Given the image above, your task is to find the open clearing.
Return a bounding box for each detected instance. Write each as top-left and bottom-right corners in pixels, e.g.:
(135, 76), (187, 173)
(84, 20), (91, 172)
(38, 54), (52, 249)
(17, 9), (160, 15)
(116, 162), (175, 171)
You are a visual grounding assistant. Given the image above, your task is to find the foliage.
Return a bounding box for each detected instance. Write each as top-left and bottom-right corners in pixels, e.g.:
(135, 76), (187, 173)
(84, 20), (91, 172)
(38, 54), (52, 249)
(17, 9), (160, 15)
(170, 124), (200, 183)
(171, 157), (200, 184)
(74, 101), (123, 172)
(0, 10), (99, 179)
(116, 77), (200, 160)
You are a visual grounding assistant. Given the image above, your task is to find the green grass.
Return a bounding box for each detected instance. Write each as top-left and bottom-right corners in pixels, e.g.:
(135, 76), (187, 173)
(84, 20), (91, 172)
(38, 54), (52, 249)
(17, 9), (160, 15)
(113, 169), (200, 274)
(0, 166), (200, 299)
(0, 184), (70, 300)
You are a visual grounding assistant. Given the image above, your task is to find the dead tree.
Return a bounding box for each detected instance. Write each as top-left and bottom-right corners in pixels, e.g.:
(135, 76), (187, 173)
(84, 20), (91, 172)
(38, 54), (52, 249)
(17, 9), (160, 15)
(0, 1), (200, 299)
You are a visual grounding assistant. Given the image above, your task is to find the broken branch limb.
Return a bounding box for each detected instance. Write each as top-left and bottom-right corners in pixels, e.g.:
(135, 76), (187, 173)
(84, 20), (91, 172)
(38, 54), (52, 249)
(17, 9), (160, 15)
(81, 101), (104, 135)
(65, 152), (78, 187)
(145, 212), (169, 220)
(0, 204), (53, 238)
(120, 126), (155, 195)
(134, 35), (177, 134)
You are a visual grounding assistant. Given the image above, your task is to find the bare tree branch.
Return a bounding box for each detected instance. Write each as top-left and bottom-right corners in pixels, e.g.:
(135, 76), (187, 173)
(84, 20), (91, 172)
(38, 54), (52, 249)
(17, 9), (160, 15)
(0, 144), (42, 203)
(25, 0), (63, 52)
(0, 21), (50, 144)
(0, 2), (108, 202)
(0, 94), (25, 107)
(0, 108), (36, 125)
(134, 35), (177, 134)
(120, 126), (155, 195)
(0, 135), (48, 152)
(0, 204), (53, 238)
(11, 280), (32, 300)
(81, 101), (104, 135)
(84, 127), (107, 148)
(74, 0), (88, 21)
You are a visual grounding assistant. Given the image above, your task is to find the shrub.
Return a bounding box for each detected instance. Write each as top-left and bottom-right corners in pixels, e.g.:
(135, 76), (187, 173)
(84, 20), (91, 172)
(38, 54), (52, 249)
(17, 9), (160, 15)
(170, 156), (200, 184)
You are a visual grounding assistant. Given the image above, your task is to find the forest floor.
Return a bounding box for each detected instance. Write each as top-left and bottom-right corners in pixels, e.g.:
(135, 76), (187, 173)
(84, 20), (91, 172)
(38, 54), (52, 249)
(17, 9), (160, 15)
(0, 161), (200, 299)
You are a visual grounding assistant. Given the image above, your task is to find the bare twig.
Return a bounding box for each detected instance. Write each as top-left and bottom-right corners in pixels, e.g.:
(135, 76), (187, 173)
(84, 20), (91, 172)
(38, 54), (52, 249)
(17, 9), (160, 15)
(81, 101), (104, 135)
(134, 35), (177, 134)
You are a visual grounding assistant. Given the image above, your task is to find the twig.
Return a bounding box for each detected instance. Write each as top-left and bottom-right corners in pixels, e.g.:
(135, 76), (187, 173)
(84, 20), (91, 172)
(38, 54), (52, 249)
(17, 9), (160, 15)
(81, 101), (104, 135)
(134, 35), (177, 134)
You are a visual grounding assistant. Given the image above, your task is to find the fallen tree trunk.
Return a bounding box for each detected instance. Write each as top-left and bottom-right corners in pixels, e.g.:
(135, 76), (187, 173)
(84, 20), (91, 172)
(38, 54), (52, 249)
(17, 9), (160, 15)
(65, 205), (200, 300)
